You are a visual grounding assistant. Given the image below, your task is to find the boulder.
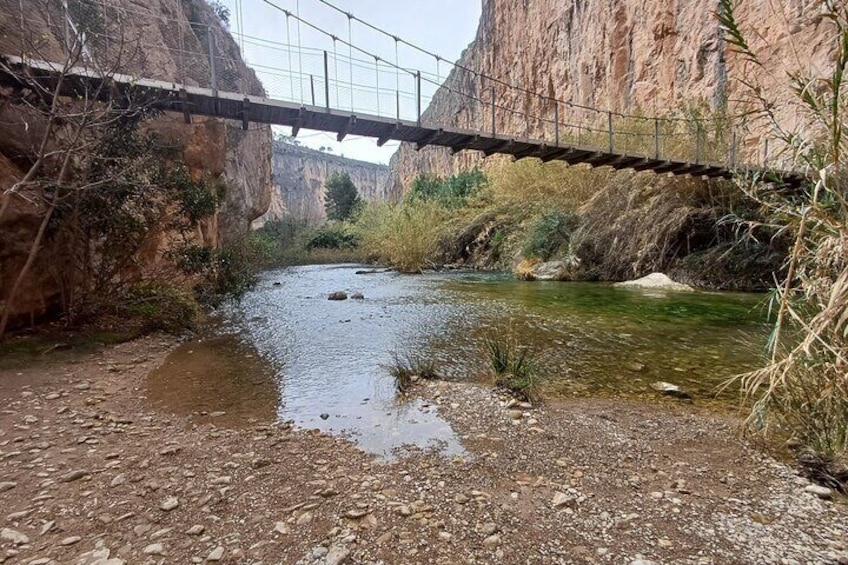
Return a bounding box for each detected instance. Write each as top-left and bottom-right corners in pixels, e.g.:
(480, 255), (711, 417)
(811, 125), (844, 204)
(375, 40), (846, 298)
(615, 273), (693, 291)
(328, 291), (348, 301)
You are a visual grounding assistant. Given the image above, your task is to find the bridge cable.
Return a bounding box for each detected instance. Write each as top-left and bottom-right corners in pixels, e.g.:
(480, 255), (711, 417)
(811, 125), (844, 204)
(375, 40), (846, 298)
(296, 0), (304, 104)
(285, 12), (294, 100)
(308, 0), (737, 125)
(347, 13), (353, 111)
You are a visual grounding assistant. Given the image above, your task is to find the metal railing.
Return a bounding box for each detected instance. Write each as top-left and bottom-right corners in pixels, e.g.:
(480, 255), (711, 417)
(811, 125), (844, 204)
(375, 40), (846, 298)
(0, 0), (801, 174)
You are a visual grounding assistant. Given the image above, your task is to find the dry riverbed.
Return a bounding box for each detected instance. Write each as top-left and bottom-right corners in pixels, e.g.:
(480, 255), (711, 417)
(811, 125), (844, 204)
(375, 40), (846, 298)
(0, 335), (846, 565)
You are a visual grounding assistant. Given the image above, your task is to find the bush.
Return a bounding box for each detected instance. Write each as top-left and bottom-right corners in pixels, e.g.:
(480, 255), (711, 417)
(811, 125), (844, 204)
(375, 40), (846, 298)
(306, 224), (358, 250)
(408, 169), (487, 208)
(484, 328), (540, 402)
(522, 211), (579, 260)
(124, 281), (201, 333)
(387, 350), (441, 393)
(353, 201), (449, 272)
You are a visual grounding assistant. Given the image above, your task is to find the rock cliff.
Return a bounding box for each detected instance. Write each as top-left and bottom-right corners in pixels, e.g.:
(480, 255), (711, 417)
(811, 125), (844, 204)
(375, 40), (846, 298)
(0, 0), (272, 328)
(257, 140), (392, 225)
(389, 0), (832, 192)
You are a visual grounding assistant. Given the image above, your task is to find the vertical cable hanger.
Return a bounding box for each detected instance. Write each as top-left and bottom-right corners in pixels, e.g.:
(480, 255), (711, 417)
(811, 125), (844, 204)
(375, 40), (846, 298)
(375, 55), (380, 116)
(394, 37), (399, 120)
(285, 12), (294, 100)
(332, 35), (339, 108)
(295, 0), (304, 104)
(347, 12), (353, 112)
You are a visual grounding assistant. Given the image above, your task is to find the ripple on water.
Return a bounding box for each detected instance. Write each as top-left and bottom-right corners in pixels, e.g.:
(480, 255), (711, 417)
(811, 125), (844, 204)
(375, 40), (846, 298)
(147, 264), (771, 457)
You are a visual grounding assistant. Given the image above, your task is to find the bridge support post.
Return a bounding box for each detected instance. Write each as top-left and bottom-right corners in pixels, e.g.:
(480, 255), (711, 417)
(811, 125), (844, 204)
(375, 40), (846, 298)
(324, 51), (330, 111)
(208, 33), (218, 94)
(310, 75), (315, 106)
(491, 87), (496, 136)
(730, 130), (737, 168)
(695, 122), (702, 165)
(416, 71), (422, 126)
(607, 111), (613, 153)
(553, 100), (559, 147)
(654, 119), (660, 159)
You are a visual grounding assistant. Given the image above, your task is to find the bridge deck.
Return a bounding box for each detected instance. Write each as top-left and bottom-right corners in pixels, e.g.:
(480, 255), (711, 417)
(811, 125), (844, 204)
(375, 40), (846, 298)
(0, 55), (804, 186)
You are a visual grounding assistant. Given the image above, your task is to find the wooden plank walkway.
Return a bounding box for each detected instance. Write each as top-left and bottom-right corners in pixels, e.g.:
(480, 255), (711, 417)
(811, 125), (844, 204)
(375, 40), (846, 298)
(0, 55), (805, 186)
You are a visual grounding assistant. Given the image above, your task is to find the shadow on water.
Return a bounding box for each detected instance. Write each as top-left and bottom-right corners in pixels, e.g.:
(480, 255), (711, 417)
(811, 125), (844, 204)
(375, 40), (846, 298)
(147, 264), (771, 456)
(146, 335), (280, 428)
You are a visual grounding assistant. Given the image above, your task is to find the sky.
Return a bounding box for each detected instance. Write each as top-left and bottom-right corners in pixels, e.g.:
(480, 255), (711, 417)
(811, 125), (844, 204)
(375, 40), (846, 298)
(218, 0), (483, 164)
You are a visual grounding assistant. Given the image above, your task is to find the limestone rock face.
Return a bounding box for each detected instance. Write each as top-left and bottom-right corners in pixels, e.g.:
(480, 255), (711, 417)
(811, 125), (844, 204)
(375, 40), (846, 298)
(0, 0), (272, 328)
(257, 141), (393, 225)
(389, 0), (833, 192)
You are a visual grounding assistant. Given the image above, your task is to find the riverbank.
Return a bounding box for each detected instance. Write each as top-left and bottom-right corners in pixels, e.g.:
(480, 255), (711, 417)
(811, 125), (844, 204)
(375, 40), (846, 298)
(0, 334), (846, 564)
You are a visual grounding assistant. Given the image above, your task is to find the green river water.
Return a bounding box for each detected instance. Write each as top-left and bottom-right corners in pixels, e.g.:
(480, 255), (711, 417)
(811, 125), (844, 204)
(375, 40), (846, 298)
(147, 264), (771, 457)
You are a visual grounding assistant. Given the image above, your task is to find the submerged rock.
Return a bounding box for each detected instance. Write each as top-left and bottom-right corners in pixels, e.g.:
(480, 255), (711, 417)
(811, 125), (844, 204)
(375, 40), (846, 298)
(615, 273), (693, 291)
(328, 291), (348, 301)
(651, 381), (692, 400)
(518, 259), (578, 281)
(350, 292), (365, 300)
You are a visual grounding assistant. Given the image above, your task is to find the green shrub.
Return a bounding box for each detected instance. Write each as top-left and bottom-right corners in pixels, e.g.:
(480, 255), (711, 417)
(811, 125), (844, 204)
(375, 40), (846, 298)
(353, 201), (449, 272)
(522, 211), (579, 260)
(124, 281), (201, 333)
(484, 329), (540, 402)
(306, 224), (358, 250)
(408, 169), (487, 208)
(325, 172), (362, 221)
(387, 351), (441, 393)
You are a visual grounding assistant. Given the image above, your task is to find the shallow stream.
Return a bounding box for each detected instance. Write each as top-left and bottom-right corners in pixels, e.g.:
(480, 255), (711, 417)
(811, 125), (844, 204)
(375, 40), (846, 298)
(147, 264), (771, 457)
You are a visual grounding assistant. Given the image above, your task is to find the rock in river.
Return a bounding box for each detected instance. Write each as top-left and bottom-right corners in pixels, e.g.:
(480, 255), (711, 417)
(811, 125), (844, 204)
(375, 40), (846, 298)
(651, 381), (691, 400)
(328, 291), (348, 301)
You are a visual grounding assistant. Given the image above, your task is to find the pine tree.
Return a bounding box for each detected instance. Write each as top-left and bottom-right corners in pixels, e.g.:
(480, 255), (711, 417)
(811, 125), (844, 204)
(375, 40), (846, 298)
(324, 172), (361, 221)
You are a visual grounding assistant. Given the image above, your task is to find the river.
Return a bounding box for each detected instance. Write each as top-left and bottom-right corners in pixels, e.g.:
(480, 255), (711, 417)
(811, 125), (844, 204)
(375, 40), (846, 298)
(147, 264), (771, 457)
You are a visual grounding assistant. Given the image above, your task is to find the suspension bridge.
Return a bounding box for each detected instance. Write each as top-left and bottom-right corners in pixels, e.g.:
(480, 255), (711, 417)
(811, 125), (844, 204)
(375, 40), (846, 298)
(0, 0), (804, 185)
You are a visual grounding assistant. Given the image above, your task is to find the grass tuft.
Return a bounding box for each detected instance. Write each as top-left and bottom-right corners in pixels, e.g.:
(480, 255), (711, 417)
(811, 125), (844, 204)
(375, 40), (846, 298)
(484, 328), (540, 402)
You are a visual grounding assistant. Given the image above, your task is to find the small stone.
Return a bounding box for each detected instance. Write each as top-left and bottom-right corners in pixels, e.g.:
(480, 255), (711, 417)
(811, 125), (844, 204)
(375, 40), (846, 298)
(160, 497), (179, 511)
(0, 528), (29, 545)
(206, 546), (225, 561)
(507, 410), (523, 420)
(804, 484), (833, 500)
(134, 524), (152, 536)
(481, 523), (498, 536)
(650, 381), (691, 400)
(630, 560), (658, 565)
(60, 536), (82, 546)
(0, 482), (16, 493)
(438, 531), (452, 541)
(325, 545), (351, 565)
(320, 413), (330, 420)
(483, 534), (501, 547)
(273, 522), (290, 534)
(344, 508), (370, 519)
(350, 292), (365, 300)
(186, 525), (205, 536)
(552, 492), (577, 509)
(296, 511), (313, 525)
(454, 494), (469, 504)
(110, 474), (126, 487)
(60, 469), (88, 482)
(142, 543), (164, 555)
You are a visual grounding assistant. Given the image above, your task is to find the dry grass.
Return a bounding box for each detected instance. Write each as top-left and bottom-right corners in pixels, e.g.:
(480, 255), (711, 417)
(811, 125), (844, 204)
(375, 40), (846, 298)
(352, 201), (450, 273)
(719, 0), (848, 485)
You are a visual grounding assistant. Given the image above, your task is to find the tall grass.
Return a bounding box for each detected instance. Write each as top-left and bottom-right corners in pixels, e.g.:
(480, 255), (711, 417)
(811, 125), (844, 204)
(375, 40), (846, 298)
(353, 201), (450, 273)
(719, 0), (848, 486)
(484, 327), (540, 402)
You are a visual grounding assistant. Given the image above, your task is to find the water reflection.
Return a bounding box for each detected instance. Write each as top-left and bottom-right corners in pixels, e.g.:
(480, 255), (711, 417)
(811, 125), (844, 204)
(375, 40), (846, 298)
(148, 264), (771, 457)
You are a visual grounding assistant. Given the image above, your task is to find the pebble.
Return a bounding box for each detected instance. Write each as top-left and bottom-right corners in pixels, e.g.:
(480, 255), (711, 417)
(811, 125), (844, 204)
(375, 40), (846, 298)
(186, 525), (205, 536)
(60, 469), (88, 482)
(142, 543), (165, 555)
(325, 545), (350, 565)
(0, 482), (16, 493)
(552, 492), (577, 509)
(0, 528), (29, 545)
(483, 534), (501, 547)
(60, 536), (82, 546)
(273, 522), (290, 534)
(507, 410), (523, 420)
(804, 484), (833, 500)
(160, 497), (179, 511)
(206, 546), (225, 561)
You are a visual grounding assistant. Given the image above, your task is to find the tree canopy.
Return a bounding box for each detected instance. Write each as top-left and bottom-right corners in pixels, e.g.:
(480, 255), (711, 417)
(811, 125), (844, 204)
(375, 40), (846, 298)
(324, 172), (361, 221)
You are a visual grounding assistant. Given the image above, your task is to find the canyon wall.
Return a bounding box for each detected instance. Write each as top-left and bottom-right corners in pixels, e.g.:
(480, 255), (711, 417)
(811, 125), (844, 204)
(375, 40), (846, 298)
(0, 0), (272, 328)
(256, 141), (392, 225)
(389, 0), (832, 192)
